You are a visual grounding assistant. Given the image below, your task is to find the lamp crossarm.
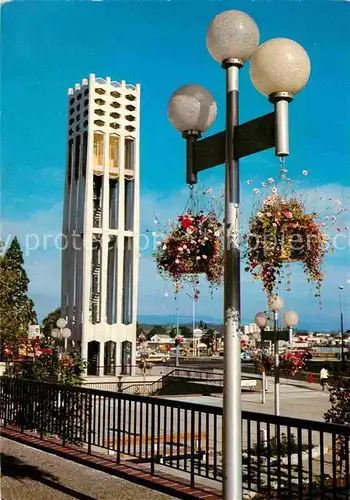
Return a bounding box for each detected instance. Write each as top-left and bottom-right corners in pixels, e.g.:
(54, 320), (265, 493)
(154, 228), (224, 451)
(186, 111), (276, 181)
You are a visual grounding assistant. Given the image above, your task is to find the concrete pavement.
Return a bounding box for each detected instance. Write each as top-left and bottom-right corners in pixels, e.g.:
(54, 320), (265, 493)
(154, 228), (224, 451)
(1, 437), (176, 500)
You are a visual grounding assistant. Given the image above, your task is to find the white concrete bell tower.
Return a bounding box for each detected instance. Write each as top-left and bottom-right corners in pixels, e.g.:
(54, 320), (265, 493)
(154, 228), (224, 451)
(61, 74), (140, 376)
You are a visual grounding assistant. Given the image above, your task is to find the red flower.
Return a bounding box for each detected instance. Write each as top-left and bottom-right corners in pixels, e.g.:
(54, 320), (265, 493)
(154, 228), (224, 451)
(181, 217), (192, 229)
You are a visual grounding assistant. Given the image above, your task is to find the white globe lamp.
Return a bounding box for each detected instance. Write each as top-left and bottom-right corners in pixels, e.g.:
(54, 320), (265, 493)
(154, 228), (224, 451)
(255, 312), (268, 329)
(56, 318), (67, 329)
(206, 10), (260, 64)
(62, 327), (71, 339)
(51, 328), (60, 339)
(283, 310), (299, 327)
(250, 38), (311, 98)
(268, 295), (284, 313)
(168, 84), (217, 134)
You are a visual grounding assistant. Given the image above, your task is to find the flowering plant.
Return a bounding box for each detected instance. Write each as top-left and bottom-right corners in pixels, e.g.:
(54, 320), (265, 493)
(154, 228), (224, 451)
(175, 335), (184, 345)
(245, 194), (328, 297)
(154, 210), (224, 298)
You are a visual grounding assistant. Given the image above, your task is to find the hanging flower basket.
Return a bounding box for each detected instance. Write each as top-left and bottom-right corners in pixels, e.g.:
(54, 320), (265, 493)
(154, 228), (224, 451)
(244, 195), (328, 297)
(154, 210), (224, 297)
(253, 350), (305, 376)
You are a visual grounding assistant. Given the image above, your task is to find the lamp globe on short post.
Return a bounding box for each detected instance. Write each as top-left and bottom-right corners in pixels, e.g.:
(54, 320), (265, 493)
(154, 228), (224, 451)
(283, 310), (299, 345)
(168, 10), (310, 498)
(268, 295), (284, 416)
(254, 311), (269, 404)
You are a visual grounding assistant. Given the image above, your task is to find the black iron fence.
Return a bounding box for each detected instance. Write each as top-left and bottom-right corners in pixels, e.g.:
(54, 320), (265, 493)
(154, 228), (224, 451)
(0, 376), (349, 499)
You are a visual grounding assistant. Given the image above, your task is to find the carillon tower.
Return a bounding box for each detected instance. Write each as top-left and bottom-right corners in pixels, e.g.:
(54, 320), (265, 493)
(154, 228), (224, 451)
(61, 74), (140, 376)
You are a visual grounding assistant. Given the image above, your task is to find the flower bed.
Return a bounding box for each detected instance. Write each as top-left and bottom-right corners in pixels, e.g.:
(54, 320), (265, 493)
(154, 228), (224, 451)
(245, 195), (328, 297)
(154, 210), (224, 297)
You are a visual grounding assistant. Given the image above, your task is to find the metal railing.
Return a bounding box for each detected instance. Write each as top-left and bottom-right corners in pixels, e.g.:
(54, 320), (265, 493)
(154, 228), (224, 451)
(0, 376), (349, 498)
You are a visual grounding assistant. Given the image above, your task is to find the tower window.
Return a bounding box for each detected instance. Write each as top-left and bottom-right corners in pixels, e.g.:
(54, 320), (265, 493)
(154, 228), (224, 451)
(125, 125), (135, 133)
(109, 179), (119, 229)
(93, 133), (104, 166)
(77, 104), (81, 111)
(84, 110), (88, 117)
(69, 118), (74, 125)
(107, 236), (118, 325)
(84, 99), (89, 106)
(82, 132), (88, 177)
(67, 139), (73, 184)
(77, 93), (82, 101)
(111, 101), (120, 109)
(92, 175), (103, 228)
(90, 236), (102, 324)
(109, 135), (119, 169)
(70, 108), (74, 115)
(83, 120), (88, 128)
(94, 119), (105, 127)
(70, 98), (75, 105)
(124, 179), (134, 231)
(126, 104), (136, 112)
(122, 236), (133, 325)
(84, 88), (89, 96)
(95, 98), (105, 106)
(111, 90), (121, 98)
(125, 114), (135, 122)
(74, 135), (81, 180)
(110, 123), (120, 130)
(125, 137), (135, 170)
(125, 94), (136, 101)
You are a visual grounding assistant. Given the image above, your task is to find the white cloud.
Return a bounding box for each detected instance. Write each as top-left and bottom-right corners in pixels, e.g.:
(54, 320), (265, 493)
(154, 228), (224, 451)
(0, 0), (13, 4)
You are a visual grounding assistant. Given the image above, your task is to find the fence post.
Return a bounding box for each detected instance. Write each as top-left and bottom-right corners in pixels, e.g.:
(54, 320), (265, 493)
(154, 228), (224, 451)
(190, 410), (195, 488)
(116, 394), (121, 464)
(151, 403), (155, 476)
(261, 371), (266, 404)
(88, 393), (92, 454)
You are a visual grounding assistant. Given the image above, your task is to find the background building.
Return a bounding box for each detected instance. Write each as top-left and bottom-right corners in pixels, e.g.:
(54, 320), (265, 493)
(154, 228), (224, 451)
(61, 74), (140, 376)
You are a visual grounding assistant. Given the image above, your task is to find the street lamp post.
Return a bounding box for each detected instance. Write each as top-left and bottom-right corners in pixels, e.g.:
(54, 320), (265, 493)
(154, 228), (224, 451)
(167, 10), (310, 499)
(51, 318), (71, 355)
(339, 286), (345, 371)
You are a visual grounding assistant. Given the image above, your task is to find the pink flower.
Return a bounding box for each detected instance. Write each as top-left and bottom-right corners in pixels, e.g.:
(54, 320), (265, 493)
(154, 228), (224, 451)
(282, 210), (293, 219)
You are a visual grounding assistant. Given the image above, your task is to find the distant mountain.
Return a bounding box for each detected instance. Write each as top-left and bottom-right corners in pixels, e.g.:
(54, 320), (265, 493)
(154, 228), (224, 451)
(137, 314), (222, 327)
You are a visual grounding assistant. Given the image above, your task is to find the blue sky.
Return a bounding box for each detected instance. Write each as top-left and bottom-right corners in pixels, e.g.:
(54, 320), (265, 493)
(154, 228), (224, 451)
(1, 0), (350, 330)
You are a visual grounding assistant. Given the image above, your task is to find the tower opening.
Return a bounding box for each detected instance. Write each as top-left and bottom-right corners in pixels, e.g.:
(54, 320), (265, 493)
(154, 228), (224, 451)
(109, 179), (119, 229)
(122, 236), (133, 325)
(125, 137), (135, 170)
(90, 235), (102, 324)
(106, 235), (118, 325)
(124, 179), (134, 231)
(93, 175), (103, 228)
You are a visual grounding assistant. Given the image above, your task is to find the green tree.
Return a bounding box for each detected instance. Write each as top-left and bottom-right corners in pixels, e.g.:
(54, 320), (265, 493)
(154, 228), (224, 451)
(4, 348), (87, 444)
(324, 374), (350, 476)
(169, 325), (192, 338)
(147, 325), (167, 339)
(0, 238), (36, 356)
(41, 307), (61, 343)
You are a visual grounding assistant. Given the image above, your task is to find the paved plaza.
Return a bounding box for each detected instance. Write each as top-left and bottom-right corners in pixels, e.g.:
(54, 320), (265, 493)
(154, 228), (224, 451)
(1, 437), (176, 500)
(165, 378), (330, 422)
